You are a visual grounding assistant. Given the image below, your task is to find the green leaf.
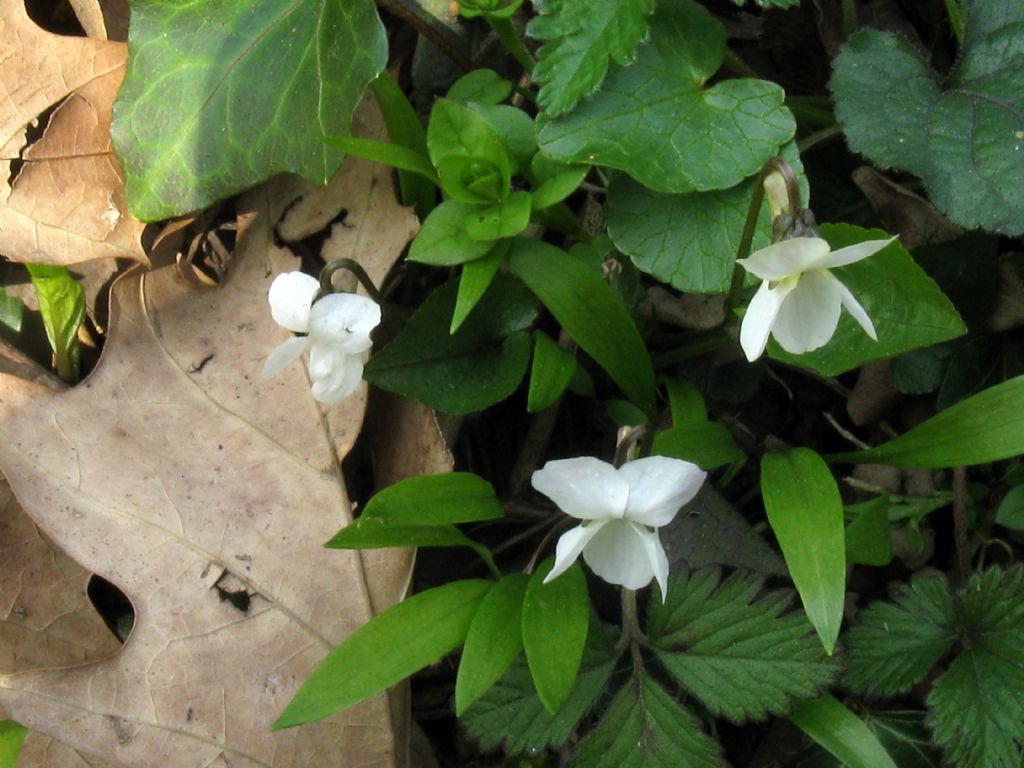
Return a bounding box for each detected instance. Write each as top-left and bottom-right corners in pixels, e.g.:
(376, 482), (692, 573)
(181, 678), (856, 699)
(464, 190), (532, 241)
(649, 570), (837, 722)
(830, 375), (1024, 468)
(569, 674), (725, 768)
(844, 498), (894, 567)
(456, 574), (529, 715)
(372, 72), (436, 216)
(428, 99), (511, 202)
(509, 238), (656, 414)
(0, 289), (23, 333)
(447, 69), (514, 105)
(530, 154), (589, 211)
(842, 572), (957, 697)
(274, 579), (492, 728)
(527, 0), (655, 116)
(665, 379), (707, 426)
(320, 135), (439, 183)
(327, 520), (478, 549)
(26, 264), (85, 383)
(468, 104), (537, 174)
(761, 449), (845, 654)
(0, 721), (26, 768)
(461, 615), (617, 756)
(410, 200), (497, 266)
(360, 472), (504, 524)
(790, 695), (898, 768)
(769, 225), (966, 376)
(451, 244), (506, 333)
(995, 485), (1024, 530)
(112, 0), (386, 220)
(522, 559), (590, 714)
(830, 11), (1024, 235)
(528, 331), (577, 412)
(651, 422), (744, 471)
(536, 0), (794, 194)
(365, 274), (538, 414)
(792, 710), (943, 768)
(606, 142), (807, 293)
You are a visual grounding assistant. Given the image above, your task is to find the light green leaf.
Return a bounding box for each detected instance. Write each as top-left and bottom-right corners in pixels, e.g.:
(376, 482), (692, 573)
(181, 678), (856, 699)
(527, 0), (655, 116)
(456, 574), (529, 715)
(790, 695), (898, 768)
(842, 572), (957, 697)
(451, 244), (506, 333)
(530, 154), (589, 210)
(651, 423), (744, 470)
(465, 190), (532, 241)
(791, 710), (943, 768)
(761, 449), (845, 654)
(274, 579), (492, 728)
(326, 520), (479, 550)
(26, 265), (85, 383)
(0, 721), (26, 768)
(372, 72), (436, 216)
(528, 331), (577, 412)
(649, 570), (837, 722)
(522, 559), (590, 714)
(606, 142), (807, 293)
(830, 9), (1024, 235)
(410, 200), (496, 266)
(844, 498), (894, 567)
(112, 0), (386, 220)
(320, 135), (439, 183)
(536, 0), (794, 194)
(509, 237), (656, 414)
(831, 375), (1024, 468)
(447, 69), (514, 105)
(569, 674), (725, 768)
(0, 289), (23, 333)
(995, 485), (1024, 530)
(428, 99), (511, 202)
(665, 379), (707, 426)
(770, 225), (965, 376)
(461, 615), (617, 757)
(365, 274), (537, 414)
(468, 104), (537, 174)
(359, 472), (504, 525)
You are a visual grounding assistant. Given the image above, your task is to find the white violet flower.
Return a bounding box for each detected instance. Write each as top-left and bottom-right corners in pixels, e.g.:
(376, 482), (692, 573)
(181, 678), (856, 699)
(532, 456), (706, 597)
(261, 271), (381, 403)
(738, 236), (896, 362)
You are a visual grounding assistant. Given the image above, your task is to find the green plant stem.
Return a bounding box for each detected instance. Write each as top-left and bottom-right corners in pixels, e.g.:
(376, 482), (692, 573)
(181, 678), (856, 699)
(320, 258), (383, 303)
(797, 124), (843, 154)
(944, 0), (965, 44)
(722, 50), (759, 80)
(726, 170), (769, 313)
(487, 15), (535, 74)
(840, 0), (857, 38)
(654, 331), (730, 367)
(785, 96), (836, 129)
(614, 588), (646, 655)
(953, 466), (970, 587)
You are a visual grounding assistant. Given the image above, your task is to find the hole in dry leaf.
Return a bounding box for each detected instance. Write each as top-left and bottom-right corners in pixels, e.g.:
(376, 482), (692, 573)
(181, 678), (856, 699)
(24, 0), (86, 36)
(87, 574), (134, 643)
(175, 204), (238, 286)
(273, 204), (353, 275)
(6, 98), (64, 189)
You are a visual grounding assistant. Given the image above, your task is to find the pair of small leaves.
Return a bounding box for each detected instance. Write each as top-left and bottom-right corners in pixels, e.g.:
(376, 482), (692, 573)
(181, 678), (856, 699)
(650, 380), (744, 470)
(830, 0), (1024, 235)
(844, 567), (1024, 768)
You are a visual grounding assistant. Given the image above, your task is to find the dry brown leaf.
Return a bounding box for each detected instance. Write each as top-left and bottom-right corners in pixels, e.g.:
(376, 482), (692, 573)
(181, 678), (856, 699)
(67, 0), (130, 42)
(0, 153), (418, 766)
(0, 0), (146, 265)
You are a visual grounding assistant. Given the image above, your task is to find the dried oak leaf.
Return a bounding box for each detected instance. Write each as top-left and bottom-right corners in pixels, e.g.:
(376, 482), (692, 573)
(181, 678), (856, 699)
(0, 154), (419, 766)
(0, 0), (146, 265)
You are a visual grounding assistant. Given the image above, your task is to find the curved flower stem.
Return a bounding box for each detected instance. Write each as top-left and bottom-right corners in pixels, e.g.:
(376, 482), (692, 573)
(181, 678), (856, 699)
(319, 258), (383, 303)
(614, 588), (649, 674)
(796, 124), (843, 154)
(841, 0), (857, 38)
(487, 15), (535, 75)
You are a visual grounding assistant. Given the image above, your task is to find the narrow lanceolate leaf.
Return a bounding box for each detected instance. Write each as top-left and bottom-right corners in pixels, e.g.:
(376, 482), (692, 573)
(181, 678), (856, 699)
(527, 0), (655, 116)
(832, 374), (1024, 468)
(761, 449), (845, 654)
(456, 574), (529, 715)
(648, 570), (837, 723)
(569, 674), (725, 768)
(651, 422), (744, 471)
(536, 0), (794, 194)
(527, 331), (577, 412)
(274, 579), (492, 728)
(461, 616), (617, 757)
(509, 238), (656, 414)
(522, 560), (590, 714)
(842, 571), (957, 697)
(26, 264), (85, 383)
(360, 472), (504, 525)
(113, 0), (386, 220)
(790, 695), (898, 768)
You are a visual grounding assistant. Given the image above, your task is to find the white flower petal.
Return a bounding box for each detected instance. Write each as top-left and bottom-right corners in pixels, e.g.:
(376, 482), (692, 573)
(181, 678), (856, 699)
(268, 272), (320, 333)
(531, 457), (630, 521)
(543, 521), (606, 584)
(770, 269), (843, 354)
(819, 236), (897, 269)
(310, 354), (365, 403)
(635, 525), (671, 600)
(738, 238), (831, 281)
(619, 456), (706, 527)
(309, 293), (382, 354)
(582, 520), (659, 590)
(308, 342), (349, 381)
(836, 279), (877, 341)
(740, 278), (797, 362)
(260, 336), (310, 380)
